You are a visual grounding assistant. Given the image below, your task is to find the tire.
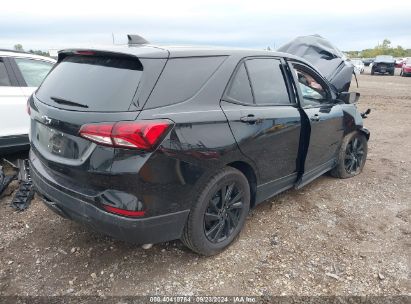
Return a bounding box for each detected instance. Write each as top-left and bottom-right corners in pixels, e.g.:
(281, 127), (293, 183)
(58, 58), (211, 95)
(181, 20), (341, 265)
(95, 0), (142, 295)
(181, 167), (250, 256)
(371, 69), (375, 75)
(331, 131), (368, 179)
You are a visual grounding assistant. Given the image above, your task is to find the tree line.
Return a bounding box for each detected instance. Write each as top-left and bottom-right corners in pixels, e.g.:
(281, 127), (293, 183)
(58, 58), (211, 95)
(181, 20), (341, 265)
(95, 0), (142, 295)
(345, 39), (411, 58)
(13, 44), (50, 57)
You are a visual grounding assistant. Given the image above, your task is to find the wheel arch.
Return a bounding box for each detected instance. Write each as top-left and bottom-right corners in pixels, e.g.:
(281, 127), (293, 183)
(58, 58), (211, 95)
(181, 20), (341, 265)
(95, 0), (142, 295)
(226, 161), (258, 209)
(358, 127), (370, 141)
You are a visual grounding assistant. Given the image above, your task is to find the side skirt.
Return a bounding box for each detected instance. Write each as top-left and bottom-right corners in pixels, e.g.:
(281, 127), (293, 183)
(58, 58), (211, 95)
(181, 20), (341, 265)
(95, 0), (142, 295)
(255, 173), (297, 205)
(295, 158), (336, 189)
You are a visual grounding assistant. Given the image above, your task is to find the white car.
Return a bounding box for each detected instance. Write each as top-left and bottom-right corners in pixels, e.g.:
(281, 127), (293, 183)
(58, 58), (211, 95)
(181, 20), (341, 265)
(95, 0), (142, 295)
(0, 50), (55, 154)
(351, 59), (365, 74)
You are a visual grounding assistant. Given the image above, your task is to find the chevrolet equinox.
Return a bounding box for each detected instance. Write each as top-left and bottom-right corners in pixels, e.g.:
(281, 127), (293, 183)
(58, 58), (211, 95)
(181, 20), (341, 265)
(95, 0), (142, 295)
(29, 45), (370, 255)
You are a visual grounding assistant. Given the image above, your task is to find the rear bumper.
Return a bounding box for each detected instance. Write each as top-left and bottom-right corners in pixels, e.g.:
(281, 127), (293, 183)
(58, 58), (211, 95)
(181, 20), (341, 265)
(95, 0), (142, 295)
(373, 66), (394, 73)
(30, 151), (189, 244)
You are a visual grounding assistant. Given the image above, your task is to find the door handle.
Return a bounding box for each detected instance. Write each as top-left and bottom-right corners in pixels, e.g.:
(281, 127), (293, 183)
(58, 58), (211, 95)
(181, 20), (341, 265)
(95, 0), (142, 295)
(240, 115), (260, 124)
(310, 114), (320, 122)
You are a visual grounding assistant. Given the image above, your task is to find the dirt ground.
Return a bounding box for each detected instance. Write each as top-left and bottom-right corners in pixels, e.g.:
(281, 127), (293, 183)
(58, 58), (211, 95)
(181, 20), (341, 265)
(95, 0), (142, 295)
(0, 67), (410, 297)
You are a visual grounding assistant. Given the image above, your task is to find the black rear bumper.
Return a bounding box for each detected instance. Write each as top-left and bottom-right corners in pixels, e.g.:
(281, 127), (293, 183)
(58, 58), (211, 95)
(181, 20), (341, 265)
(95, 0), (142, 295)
(372, 65), (394, 73)
(30, 151), (189, 244)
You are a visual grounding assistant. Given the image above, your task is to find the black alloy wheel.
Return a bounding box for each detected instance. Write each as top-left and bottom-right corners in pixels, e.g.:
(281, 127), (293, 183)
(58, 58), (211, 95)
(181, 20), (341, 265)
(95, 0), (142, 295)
(331, 131), (368, 179)
(181, 167), (250, 256)
(344, 137), (365, 174)
(204, 182), (244, 243)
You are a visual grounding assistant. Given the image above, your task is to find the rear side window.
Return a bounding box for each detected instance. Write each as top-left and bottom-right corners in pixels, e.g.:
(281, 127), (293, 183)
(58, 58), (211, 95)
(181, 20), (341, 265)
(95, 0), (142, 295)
(36, 55), (143, 112)
(147, 56), (226, 108)
(15, 58), (53, 87)
(225, 63), (253, 104)
(246, 58), (290, 105)
(0, 59), (11, 86)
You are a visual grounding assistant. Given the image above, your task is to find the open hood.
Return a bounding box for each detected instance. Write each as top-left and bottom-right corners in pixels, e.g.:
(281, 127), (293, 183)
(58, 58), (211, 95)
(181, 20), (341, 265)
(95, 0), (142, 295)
(278, 35), (354, 93)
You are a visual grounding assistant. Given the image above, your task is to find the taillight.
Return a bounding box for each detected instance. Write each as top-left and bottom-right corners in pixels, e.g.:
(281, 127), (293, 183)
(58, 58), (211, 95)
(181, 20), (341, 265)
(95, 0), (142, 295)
(102, 205), (145, 217)
(79, 120), (173, 150)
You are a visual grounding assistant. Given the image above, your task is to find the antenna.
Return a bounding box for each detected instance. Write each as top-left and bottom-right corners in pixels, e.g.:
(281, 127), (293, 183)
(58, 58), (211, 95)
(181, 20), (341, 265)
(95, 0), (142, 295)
(127, 34), (150, 45)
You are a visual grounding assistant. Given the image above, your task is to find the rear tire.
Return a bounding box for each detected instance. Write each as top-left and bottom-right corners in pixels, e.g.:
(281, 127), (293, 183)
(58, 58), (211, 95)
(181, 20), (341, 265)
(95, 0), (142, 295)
(331, 131), (368, 179)
(181, 167), (250, 256)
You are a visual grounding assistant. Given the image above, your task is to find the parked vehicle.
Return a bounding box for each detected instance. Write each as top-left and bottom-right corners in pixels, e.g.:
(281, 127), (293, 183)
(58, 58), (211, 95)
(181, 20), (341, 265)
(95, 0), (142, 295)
(371, 55), (395, 75)
(0, 50), (55, 154)
(29, 43), (369, 255)
(362, 58), (374, 66)
(400, 58), (411, 76)
(395, 58), (405, 68)
(351, 59), (365, 74)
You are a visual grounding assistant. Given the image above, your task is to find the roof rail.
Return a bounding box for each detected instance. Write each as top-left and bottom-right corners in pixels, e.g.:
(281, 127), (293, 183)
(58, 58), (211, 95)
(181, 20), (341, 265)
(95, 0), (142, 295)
(127, 34), (150, 45)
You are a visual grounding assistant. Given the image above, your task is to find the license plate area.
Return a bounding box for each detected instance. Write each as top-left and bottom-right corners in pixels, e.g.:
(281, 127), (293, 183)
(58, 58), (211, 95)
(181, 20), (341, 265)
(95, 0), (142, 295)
(32, 120), (92, 160)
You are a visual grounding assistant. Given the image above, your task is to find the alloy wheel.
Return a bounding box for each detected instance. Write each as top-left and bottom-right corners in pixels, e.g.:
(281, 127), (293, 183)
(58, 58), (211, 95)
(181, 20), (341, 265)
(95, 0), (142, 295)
(344, 137), (364, 174)
(204, 182), (244, 243)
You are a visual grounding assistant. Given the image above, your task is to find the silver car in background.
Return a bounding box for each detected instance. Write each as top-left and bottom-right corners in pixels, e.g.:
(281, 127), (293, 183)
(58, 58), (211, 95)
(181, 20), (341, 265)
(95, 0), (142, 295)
(351, 59), (365, 74)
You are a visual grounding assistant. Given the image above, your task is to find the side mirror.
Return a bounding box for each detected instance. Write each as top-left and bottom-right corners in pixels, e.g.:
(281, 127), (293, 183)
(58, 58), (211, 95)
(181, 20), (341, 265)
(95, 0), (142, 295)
(338, 92), (360, 104)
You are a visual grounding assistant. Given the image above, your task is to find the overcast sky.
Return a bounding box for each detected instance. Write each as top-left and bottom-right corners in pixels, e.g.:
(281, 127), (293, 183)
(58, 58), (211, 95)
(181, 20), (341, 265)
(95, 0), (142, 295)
(1, 0), (410, 52)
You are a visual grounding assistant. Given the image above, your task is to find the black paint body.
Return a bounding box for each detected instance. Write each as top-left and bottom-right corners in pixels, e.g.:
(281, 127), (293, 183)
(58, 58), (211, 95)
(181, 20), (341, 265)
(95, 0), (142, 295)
(29, 45), (369, 244)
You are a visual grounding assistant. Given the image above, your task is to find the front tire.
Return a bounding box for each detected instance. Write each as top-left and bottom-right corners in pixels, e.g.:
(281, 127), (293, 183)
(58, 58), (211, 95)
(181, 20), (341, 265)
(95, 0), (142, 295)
(181, 167), (250, 256)
(331, 131), (368, 179)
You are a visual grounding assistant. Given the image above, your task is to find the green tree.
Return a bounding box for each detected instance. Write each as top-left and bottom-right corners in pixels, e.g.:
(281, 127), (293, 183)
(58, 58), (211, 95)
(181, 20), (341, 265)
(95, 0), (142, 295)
(347, 39), (411, 58)
(14, 44), (24, 51)
(28, 49), (50, 57)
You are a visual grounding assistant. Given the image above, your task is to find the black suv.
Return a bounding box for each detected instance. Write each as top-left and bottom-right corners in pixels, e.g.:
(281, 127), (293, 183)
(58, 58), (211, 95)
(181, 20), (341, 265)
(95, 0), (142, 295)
(29, 45), (370, 255)
(371, 55), (395, 75)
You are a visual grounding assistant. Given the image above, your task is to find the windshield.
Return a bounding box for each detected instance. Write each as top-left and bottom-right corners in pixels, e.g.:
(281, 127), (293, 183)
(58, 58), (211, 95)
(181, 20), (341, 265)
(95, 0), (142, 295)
(36, 55), (143, 112)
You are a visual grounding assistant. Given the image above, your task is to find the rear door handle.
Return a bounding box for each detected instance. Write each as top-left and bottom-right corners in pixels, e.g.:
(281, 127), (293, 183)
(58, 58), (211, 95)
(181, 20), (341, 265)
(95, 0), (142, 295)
(310, 114), (320, 122)
(240, 115), (260, 124)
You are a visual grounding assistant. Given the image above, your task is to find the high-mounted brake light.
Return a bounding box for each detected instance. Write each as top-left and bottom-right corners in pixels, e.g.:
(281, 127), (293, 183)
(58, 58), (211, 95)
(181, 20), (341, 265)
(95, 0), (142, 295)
(79, 120), (173, 150)
(74, 50), (96, 56)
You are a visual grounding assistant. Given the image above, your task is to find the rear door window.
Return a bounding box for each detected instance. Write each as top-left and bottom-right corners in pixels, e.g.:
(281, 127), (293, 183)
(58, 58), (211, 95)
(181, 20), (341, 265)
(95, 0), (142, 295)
(14, 58), (53, 87)
(36, 55), (144, 112)
(225, 63), (253, 104)
(245, 58), (290, 105)
(146, 56), (226, 109)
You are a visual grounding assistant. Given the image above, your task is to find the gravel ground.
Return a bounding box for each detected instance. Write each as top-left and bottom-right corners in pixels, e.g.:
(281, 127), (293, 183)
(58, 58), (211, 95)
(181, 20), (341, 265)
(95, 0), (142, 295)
(0, 67), (410, 297)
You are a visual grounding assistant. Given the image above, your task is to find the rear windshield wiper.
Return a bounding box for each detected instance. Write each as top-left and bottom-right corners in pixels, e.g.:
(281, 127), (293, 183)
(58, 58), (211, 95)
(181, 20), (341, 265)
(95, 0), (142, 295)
(50, 96), (89, 108)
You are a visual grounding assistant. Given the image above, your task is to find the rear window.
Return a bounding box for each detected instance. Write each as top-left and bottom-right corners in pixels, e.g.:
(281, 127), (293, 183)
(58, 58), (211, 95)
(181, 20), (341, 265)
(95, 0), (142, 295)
(146, 56), (226, 109)
(36, 55), (143, 112)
